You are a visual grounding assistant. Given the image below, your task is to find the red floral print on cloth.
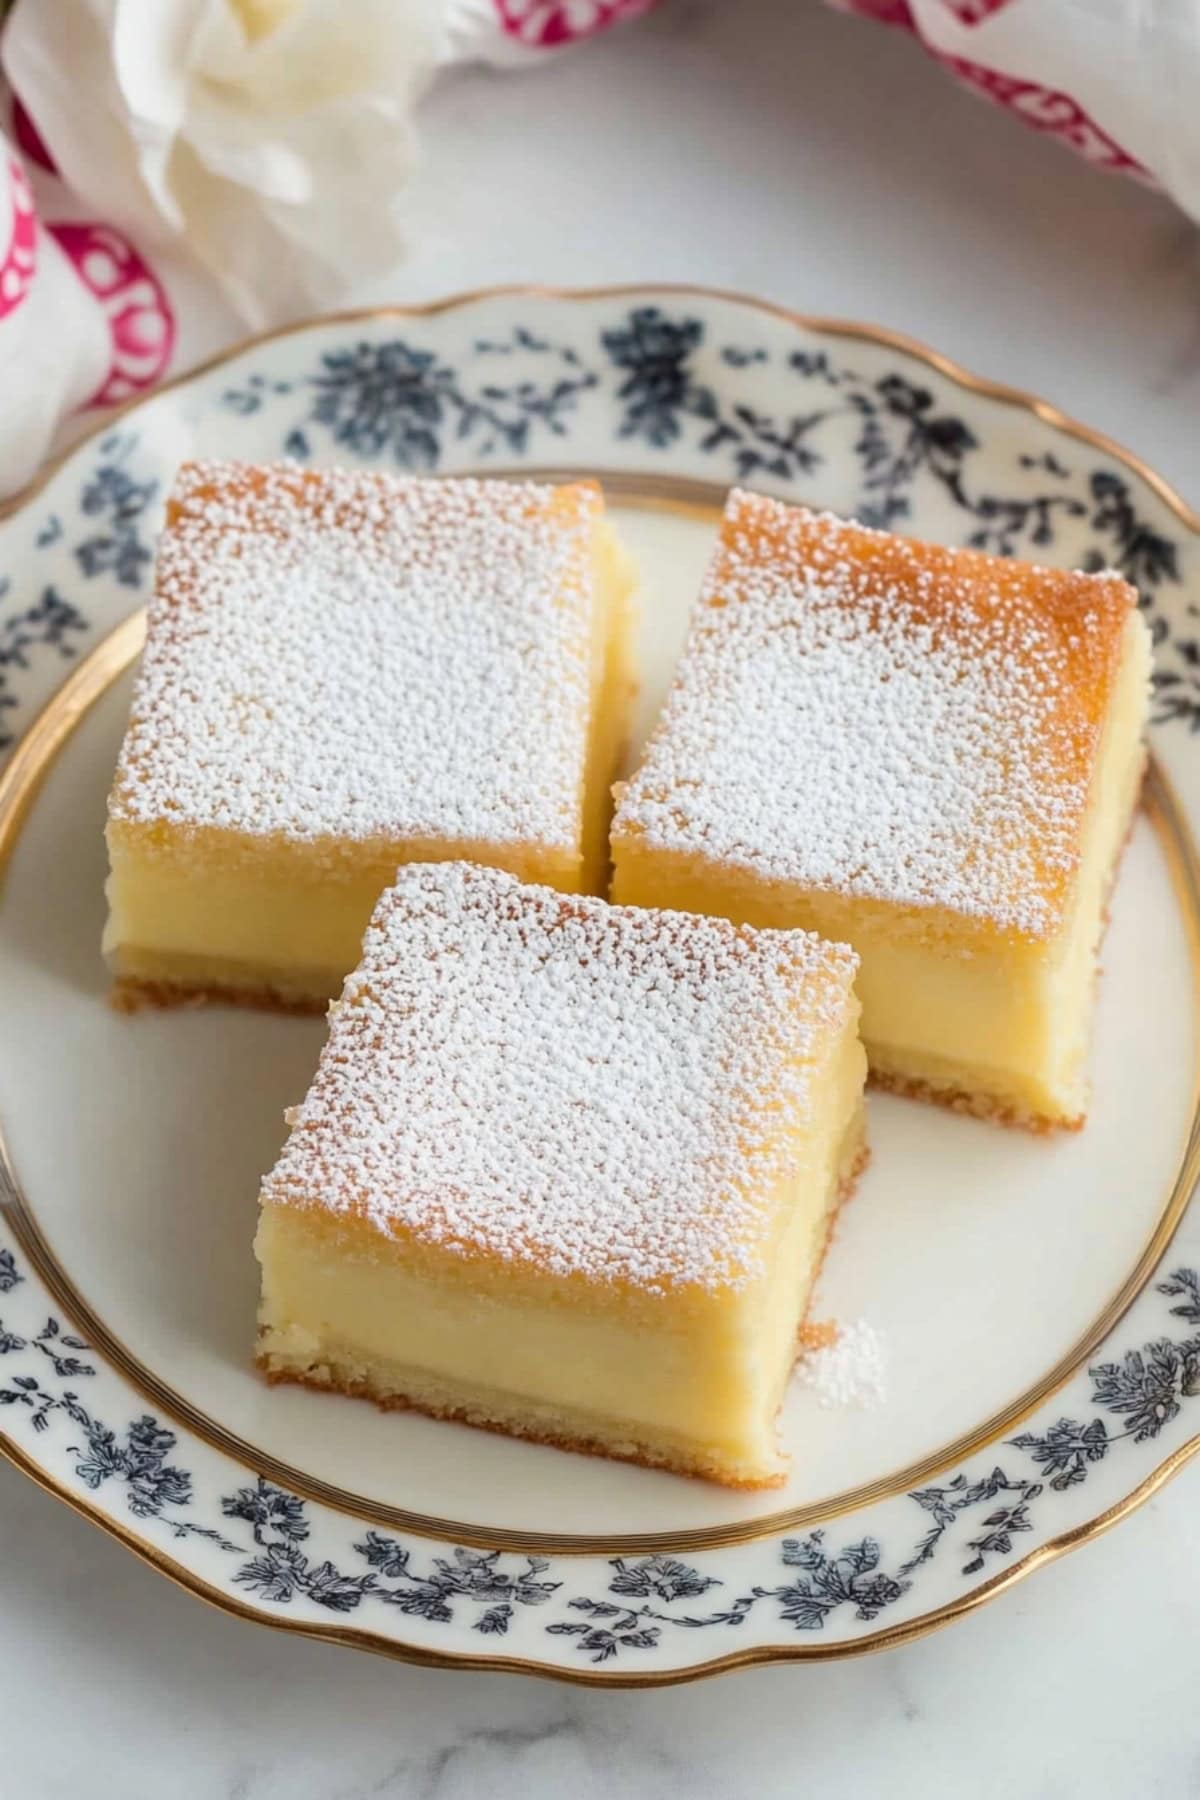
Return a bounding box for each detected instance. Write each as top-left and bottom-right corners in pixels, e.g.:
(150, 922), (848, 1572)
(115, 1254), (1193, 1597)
(831, 0), (1148, 179)
(935, 55), (1150, 177)
(48, 223), (175, 406)
(939, 0), (1013, 20)
(825, 0), (918, 20)
(826, 1), (1012, 25)
(493, 0), (657, 50)
(0, 158), (37, 319)
(11, 97), (56, 174)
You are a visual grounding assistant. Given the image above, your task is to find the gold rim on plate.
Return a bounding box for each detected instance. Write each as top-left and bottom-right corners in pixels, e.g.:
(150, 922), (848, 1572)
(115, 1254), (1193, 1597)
(2, 520), (1200, 1560)
(0, 285), (1198, 1680)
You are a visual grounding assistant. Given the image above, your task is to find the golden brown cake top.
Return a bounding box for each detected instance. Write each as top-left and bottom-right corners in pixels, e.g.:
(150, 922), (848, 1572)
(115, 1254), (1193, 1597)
(614, 492), (1143, 940)
(110, 460), (604, 851)
(261, 862), (859, 1295)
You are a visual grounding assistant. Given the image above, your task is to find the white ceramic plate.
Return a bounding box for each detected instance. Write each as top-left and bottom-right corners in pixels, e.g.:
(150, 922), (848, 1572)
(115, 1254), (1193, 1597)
(1, 287), (1198, 1685)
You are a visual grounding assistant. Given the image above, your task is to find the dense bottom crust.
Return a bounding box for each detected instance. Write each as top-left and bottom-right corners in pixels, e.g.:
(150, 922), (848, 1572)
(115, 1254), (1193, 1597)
(106, 943), (343, 1013)
(255, 1135), (871, 1491)
(866, 1065), (1082, 1135)
(110, 975), (328, 1017)
(257, 1362), (788, 1490)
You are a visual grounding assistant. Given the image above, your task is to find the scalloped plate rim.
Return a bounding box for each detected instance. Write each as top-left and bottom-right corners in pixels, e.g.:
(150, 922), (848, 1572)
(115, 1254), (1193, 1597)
(0, 283), (1198, 1682)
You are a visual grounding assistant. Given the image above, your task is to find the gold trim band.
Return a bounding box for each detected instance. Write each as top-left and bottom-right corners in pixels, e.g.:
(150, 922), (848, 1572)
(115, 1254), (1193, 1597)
(1, 497), (1198, 1557)
(6, 1414), (1199, 1687)
(0, 285), (1198, 1681)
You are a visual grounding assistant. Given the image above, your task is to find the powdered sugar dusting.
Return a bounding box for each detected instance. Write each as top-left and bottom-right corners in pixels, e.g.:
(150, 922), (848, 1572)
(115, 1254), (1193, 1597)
(262, 862), (860, 1294)
(110, 461), (603, 852)
(615, 492), (1138, 939)
(796, 1319), (888, 1409)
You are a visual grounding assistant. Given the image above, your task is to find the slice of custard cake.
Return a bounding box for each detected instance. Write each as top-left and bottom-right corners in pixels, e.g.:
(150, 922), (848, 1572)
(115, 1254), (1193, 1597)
(611, 491), (1151, 1130)
(104, 460), (636, 1010)
(255, 861), (867, 1488)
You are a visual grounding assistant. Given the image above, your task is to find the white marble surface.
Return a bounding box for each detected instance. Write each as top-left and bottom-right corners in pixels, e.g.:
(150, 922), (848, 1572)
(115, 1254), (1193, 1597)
(4, 2), (1200, 1794)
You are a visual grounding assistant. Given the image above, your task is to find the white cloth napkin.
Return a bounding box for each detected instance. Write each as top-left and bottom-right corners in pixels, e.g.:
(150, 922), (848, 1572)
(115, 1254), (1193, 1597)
(832, 0), (1200, 204)
(0, 0), (1195, 497)
(0, 0), (660, 492)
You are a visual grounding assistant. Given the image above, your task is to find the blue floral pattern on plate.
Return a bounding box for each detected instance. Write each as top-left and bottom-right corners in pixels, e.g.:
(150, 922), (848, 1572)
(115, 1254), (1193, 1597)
(6, 304), (1192, 746)
(1, 289), (1197, 1680)
(1, 1244), (1197, 1665)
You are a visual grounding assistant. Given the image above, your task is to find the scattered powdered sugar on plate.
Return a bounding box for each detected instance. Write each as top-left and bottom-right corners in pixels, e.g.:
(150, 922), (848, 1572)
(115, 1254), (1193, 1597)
(110, 460), (604, 853)
(262, 861), (861, 1295)
(615, 491), (1138, 939)
(796, 1319), (888, 1409)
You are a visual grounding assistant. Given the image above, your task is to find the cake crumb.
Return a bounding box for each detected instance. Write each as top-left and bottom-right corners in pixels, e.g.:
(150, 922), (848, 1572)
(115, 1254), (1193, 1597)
(796, 1318), (888, 1409)
(797, 1318), (839, 1352)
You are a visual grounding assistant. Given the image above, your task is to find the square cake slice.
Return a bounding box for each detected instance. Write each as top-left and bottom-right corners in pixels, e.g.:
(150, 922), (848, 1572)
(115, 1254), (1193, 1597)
(611, 492), (1152, 1130)
(254, 862), (867, 1488)
(103, 461), (636, 1010)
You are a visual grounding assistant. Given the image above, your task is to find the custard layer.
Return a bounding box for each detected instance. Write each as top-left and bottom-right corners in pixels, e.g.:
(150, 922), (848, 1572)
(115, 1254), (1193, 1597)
(105, 524), (637, 1006)
(255, 1063), (866, 1489)
(612, 613), (1150, 1127)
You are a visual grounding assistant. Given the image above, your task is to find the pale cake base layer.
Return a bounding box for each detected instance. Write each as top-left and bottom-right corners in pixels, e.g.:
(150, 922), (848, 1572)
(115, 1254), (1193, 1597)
(261, 1361), (777, 1490)
(104, 834), (608, 1011)
(104, 522), (638, 1010)
(109, 947), (334, 1015)
(857, 738), (1145, 1129)
(612, 614), (1150, 1130)
(868, 1058), (1081, 1134)
(255, 1092), (867, 1491)
(863, 798), (1141, 1136)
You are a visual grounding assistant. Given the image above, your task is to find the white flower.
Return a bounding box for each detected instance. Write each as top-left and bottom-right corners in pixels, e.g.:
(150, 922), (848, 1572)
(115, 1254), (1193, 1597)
(3, 0), (446, 327)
